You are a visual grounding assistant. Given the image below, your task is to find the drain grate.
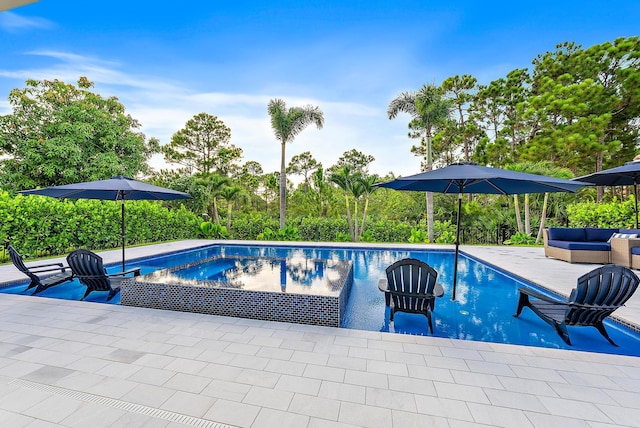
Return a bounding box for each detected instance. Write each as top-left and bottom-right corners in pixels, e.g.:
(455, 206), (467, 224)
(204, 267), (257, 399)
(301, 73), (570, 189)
(9, 378), (238, 428)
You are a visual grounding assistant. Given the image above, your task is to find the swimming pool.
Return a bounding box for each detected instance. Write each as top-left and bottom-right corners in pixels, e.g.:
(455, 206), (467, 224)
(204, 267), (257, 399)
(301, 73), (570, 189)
(2, 243), (639, 356)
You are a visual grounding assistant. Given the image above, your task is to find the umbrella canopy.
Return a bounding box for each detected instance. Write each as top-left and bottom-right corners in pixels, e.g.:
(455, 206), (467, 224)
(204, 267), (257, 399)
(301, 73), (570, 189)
(574, 161), (640, 228)
(21, 176), (191, 270)
(376, 162), (590, 300)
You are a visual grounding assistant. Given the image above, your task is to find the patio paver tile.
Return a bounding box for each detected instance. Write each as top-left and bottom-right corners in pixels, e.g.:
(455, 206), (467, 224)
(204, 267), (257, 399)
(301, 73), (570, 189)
(466, 402), (534, 428)
(275, 373), (322, 395)
(200, 379), (250, 402)
(339, 401), (393, 428)
(288, 393), (341, 420)
(318, 380), (366, 404)
(343, 369), (387, 389)
(203, 398), (260, 428)
(366, 386), (418, 412)
(251, 407), (310, 428)
(303, 364), (345, 382)
(159, 390), (217, 418)
(163, 372), (211, 393)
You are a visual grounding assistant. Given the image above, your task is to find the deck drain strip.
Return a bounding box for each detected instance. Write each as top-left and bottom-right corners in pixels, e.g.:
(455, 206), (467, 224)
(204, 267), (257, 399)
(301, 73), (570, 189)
(9, 378), (238, 428)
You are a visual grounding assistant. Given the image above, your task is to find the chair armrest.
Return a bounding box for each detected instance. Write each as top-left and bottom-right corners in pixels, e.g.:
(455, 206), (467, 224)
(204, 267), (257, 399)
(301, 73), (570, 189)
(433, 283), (444, 298)
(379, 278), (444, 298)
(517, 287), (565, 305)
(29, 263), (70, 273)
(28, 262), (66, 273)
(109, 267), (141, 277)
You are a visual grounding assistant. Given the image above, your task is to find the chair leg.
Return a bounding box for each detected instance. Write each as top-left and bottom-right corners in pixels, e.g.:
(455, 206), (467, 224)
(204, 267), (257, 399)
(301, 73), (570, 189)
(514, 292), (530, 317)
(594, 322), (618, 347)
(554, 322), (572, 346)
(80, 288), (91, 301)
(425, 311), (433, 334)
(106, 288), (120, 302)
(390, 306), (395, 322)
(24, 280), (38, 292)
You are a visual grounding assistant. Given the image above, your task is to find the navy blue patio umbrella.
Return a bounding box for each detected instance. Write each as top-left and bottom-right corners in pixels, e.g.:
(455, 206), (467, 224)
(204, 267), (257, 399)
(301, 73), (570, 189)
(574, 160), (640, 229)
(376, 162), (590, 300)
(21, 176), (191, 271)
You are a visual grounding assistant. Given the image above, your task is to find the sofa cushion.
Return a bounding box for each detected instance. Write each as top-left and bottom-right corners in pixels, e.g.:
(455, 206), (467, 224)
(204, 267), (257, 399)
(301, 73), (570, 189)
(631, 247), (640, 256)
(585, 228), (619, 242)
(547, 227), (586, 242)
(547, 240), (611, 251)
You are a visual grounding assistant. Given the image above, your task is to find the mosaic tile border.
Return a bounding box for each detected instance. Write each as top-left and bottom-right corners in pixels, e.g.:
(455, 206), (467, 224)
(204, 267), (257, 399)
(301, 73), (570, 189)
(121, 256), (354, 327)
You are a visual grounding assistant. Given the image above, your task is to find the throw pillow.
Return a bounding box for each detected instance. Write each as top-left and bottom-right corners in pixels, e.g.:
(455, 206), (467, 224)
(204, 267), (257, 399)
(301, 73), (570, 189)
(608, 232), (638, 243)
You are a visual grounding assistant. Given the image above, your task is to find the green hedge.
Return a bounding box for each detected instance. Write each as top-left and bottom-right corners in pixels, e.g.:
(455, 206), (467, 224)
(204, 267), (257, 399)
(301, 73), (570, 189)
(1, 192), (200, 259)
(567, 197), (636, 228)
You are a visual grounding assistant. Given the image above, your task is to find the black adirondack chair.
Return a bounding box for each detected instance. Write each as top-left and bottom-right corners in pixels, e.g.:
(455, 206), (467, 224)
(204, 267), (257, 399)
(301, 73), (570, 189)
(66, 249), (141, 301)
(8, 245), (73, 294)
(514, 264), (639, 346)
(378, 258), (444, 333)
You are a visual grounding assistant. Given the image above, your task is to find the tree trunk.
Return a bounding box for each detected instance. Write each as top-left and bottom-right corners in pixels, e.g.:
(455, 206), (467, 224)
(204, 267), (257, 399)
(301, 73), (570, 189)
(227, 204), (232, 231)
(514, 195), (523, 233)
(212, 198), (220, 224)
(345, 194), (354, 239)
(279, 140), (287, 230)
(536, 193), (549, 244)
(360, 198), (369, 238)
(425, 132), (434, 242)
(353, 200), (359, 242)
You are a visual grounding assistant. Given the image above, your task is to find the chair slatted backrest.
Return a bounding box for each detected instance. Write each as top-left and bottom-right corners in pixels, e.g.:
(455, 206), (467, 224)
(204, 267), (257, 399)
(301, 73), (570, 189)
(67, 249), (111, 292)
(8, 245), (37, 281)
(567, 265), (639, 326)
(386, 258), (437, 312)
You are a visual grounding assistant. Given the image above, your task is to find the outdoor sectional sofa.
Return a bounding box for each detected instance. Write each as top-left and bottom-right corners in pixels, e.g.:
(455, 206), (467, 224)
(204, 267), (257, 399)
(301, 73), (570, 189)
(543, 227), (640, 266)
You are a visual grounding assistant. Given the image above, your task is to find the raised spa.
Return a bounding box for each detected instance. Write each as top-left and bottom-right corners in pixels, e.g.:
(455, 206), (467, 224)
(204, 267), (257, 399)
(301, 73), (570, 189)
(120, 255), (354, 327)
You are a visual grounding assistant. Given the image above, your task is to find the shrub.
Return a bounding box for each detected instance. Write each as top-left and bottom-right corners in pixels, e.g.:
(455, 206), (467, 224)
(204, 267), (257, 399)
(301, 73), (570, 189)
(504, 232), (537, 245)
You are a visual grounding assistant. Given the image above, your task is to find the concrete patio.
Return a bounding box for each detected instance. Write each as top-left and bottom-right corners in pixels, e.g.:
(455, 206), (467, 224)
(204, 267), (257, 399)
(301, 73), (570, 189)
(0, 241), (638, 427)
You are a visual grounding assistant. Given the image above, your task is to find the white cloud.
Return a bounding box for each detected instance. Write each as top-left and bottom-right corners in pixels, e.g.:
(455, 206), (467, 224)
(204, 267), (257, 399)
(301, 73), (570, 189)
(0, 49), (424, 179)
(0, 11), (53, 32)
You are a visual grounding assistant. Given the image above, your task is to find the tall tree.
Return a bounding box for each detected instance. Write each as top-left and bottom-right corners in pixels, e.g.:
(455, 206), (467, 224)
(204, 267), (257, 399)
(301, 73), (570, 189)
(525, 37), (640, 201)
(267, 99), (324, 229)
(333, 149), (375, 174)
(441, 74), (478, 162)
(287, 151), (320, 192)
(162, 112), (241, 175)
(236, 161), (263, 209)
(388, 84), (451, 241)
(0, 77), (155, 192)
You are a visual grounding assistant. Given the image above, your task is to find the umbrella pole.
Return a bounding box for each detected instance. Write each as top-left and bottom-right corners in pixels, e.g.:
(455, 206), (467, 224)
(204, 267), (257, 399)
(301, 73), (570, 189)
(452, 193), (462, 301)
(121, 196), (126, 272)
(635, 183), (638, 229)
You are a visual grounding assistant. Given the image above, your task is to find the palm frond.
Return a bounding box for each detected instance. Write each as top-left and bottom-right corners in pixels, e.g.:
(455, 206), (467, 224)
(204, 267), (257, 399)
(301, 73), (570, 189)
(387, 91), (418, 119)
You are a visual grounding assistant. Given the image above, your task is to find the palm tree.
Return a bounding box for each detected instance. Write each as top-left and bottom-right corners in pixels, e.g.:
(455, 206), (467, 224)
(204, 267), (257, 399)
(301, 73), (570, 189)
(267, 99), (324, 230)
(356, 174), (379, 238)
(331, 166), (356, 240)
(193, 173), (230, 224)
(388, 84), (451, 241)
(220, 185), (244, 231)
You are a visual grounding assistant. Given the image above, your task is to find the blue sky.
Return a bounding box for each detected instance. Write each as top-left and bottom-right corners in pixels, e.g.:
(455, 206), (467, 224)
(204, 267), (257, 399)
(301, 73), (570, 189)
(1, 1), (639, 178)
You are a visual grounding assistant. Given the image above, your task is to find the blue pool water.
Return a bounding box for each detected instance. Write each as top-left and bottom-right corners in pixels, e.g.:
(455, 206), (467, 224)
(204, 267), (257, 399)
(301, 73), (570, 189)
(2, 243), (640, 356)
